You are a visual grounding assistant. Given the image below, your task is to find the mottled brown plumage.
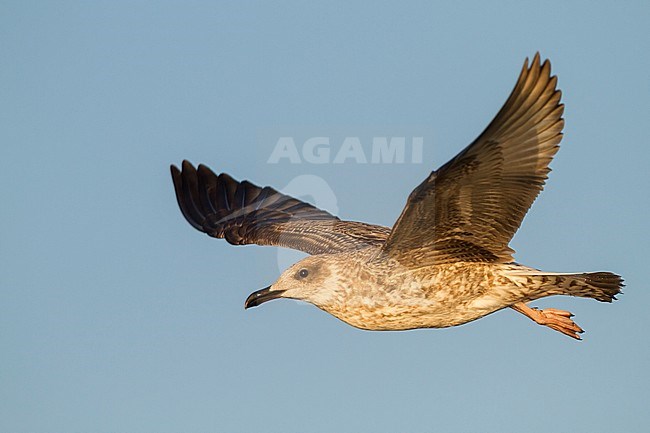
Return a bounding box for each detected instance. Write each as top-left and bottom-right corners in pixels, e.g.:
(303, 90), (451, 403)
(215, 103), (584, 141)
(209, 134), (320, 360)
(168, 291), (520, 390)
(171, 53), (623, 339)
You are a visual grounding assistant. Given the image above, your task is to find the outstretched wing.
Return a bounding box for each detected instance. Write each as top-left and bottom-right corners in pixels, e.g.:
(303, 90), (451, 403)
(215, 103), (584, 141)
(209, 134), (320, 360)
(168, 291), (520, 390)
(382, 53), (564, 265)
(171, 161), (390, 255)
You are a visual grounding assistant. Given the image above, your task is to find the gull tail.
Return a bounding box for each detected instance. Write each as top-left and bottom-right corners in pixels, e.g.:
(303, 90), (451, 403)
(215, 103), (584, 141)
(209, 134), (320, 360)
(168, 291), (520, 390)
(533, 272), (624, 302)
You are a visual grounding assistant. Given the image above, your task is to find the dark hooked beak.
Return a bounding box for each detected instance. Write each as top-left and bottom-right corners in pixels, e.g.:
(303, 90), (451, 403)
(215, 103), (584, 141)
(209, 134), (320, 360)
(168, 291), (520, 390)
(244, 286), (286, 309)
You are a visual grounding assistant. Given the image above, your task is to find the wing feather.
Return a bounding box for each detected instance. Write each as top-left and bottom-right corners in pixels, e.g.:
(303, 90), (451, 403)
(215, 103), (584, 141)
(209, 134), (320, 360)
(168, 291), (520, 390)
(171, 161), (389, 255)
(381, 53), (564, 265)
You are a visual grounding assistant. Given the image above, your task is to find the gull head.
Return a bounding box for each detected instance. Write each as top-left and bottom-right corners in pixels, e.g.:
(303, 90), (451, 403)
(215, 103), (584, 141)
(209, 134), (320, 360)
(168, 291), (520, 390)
(244, 254), (343, 310)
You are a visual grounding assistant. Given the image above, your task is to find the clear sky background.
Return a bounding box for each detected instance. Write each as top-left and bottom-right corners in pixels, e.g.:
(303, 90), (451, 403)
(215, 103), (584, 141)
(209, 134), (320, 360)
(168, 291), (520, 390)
(2, 2), (649, 432)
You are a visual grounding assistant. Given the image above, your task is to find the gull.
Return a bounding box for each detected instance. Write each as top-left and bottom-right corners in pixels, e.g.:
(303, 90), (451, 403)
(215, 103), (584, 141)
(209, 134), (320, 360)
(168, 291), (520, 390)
(171, 53), (623, 339)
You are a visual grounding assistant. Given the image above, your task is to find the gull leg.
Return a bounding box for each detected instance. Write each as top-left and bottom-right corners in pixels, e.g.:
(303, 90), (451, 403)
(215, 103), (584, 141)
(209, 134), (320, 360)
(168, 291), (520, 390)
(511, 302), (584, 340)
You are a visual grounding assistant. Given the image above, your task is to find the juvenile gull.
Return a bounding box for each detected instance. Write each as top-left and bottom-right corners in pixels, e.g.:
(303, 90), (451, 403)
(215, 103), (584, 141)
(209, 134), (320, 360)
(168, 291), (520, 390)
(171, 53), (623, 339)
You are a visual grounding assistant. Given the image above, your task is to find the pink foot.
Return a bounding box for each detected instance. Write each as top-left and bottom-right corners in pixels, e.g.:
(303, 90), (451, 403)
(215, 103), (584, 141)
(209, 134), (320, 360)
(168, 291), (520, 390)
(511, 302), (584, 340)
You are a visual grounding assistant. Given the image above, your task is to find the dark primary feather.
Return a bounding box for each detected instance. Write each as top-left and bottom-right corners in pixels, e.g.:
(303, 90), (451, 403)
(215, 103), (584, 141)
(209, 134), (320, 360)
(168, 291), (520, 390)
(171, 161), (390, 255)
(382, 53), (564, 266)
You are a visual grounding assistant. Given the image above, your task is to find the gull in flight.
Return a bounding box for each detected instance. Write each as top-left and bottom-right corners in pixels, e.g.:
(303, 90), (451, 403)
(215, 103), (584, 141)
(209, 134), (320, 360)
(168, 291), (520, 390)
(171, 53), (623, 339)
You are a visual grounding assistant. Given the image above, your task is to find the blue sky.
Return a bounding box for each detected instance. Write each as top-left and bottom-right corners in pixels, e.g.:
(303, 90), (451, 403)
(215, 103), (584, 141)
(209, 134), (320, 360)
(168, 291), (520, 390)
(1, 1), (649, 432)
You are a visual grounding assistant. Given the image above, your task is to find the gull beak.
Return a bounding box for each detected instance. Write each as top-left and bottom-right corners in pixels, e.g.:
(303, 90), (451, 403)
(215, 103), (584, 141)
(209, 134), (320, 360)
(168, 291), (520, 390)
(244, 286), (286, 309)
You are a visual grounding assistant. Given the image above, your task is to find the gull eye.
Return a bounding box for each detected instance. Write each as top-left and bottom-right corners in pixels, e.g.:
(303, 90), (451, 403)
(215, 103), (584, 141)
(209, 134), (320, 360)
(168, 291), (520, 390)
(298, 268), (309, 279)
